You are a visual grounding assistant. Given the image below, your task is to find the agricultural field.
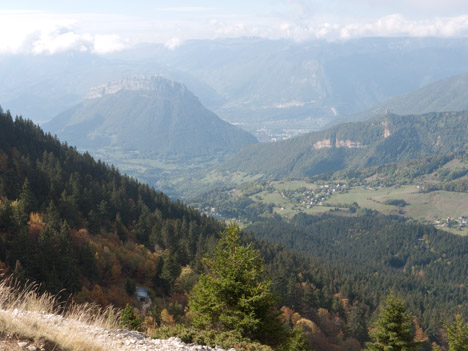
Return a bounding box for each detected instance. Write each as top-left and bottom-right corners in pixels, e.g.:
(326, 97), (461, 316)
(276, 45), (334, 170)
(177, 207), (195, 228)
(201, 152), (468, 235)
(198, 178), (468, 236)
(326, 185), (468, 235)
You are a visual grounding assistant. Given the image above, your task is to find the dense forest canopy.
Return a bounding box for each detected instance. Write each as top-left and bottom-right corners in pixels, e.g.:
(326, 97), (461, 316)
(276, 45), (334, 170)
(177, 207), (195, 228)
(248, 214), (468, 329)
(0, 106), (224, 299)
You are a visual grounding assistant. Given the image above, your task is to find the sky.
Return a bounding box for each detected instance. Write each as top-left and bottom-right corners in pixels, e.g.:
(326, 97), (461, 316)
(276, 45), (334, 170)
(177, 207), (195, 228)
(1, 0), (468, 55)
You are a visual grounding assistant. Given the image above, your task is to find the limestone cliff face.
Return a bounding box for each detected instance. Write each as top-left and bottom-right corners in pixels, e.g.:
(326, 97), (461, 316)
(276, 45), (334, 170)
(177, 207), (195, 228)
(312, 139), (363, 149)
(335, 139), (363, 148)
(85, 76), (185, 100)
(312, 139), (332, 149)
(383, 119), (391, 138)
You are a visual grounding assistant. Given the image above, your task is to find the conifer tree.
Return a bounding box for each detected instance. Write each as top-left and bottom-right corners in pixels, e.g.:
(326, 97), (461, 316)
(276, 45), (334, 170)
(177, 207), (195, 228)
(366, 293), (421, 351)
(345, 301), (369, 344)
(45, 200), (61, 231)
(282, 327), (310, 351)
(19, 178), (36, 215)
(285, 275), (301, 311)
(14, 178), (36, 225)
(301, 281), (318, 317)
(160, 251), (181, 294)
(57, 221), (80, 292)
(188, 222), (285, 345)
(445, 314), (468, 351)
(120, 303), (142, 331)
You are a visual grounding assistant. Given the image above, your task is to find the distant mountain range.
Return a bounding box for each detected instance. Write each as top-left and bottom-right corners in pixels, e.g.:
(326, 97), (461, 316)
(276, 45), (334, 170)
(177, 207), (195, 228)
(121, 37), (468, 124)
(331, 72), (468, 126)
(44, 76), (257, 158)
(3, 37), (468, 139)
(0, 52), (224, 124)
(221, 111), (468, 178)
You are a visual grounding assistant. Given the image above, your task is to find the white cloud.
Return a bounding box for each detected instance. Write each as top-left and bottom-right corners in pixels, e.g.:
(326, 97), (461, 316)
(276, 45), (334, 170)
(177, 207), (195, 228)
(200, 12), (468, 43)
(0, 10), (127, 55)
(207, 18), (280, 39)
(93, 34), (127, 54)
(164, 37), (182, 50)
(276, 14), (468, 41)
(155, 7), (216, 12)
(29, 27), (87, 54)
(1, 8), (468, 56)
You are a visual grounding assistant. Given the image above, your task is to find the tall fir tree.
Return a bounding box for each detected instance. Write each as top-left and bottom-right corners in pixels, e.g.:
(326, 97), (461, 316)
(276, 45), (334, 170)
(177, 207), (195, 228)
(188, 222), (285, 345)
(345, 301), (369, 344)
(19, 178), (36, 215)
(366, 293), (421, 351)
(445, 314), (468, 351)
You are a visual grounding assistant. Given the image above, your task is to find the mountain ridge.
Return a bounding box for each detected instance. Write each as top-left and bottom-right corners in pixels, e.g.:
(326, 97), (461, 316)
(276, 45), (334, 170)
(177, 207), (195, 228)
(4, 37), (468, 140)
(221, 111), (468, 178)
(329, 72), (468, 126)
(44, 76), (257, 157)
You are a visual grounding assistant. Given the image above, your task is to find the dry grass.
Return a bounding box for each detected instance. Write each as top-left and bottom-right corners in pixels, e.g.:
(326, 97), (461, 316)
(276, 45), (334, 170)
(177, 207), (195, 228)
(0, 279), (120, 351)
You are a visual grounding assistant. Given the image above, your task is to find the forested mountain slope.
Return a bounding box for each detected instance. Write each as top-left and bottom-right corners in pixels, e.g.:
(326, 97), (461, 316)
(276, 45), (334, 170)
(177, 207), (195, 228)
(0, 106), (225, 301)
(0, 107), (379, 350)
(222, 111), (468, 178)
(246, 213), (468, 341)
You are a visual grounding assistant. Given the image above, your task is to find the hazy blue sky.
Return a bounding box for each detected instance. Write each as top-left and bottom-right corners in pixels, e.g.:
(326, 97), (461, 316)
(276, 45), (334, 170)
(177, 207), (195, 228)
(2, 0), (468, 54)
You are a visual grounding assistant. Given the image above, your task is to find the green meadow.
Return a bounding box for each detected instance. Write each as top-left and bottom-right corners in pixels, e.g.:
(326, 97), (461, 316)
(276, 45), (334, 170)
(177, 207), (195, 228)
(245, 181), (468, 236)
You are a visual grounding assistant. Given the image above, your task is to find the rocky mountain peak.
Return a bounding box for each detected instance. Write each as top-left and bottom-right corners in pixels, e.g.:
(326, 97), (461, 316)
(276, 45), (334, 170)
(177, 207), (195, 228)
(85, 75), (186, 99)
(46, 75), (257, 157)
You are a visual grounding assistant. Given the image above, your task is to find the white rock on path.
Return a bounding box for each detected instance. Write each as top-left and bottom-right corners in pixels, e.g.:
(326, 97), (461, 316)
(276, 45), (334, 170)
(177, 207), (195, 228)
(1, 309), (234, 351)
